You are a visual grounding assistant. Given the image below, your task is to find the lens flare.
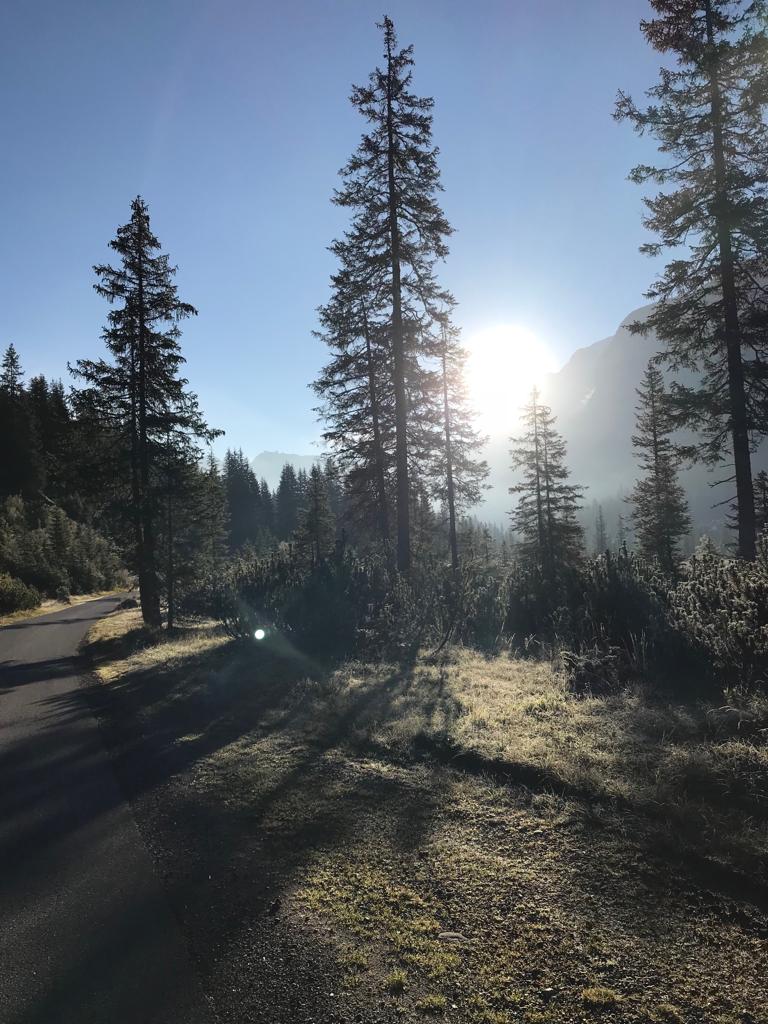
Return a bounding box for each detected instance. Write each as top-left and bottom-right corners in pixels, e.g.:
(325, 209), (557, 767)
(254, 628), (266, 641)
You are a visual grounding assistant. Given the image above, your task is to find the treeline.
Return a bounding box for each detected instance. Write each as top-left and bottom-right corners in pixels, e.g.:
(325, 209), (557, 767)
(210, 3), (768, 697)
(506, 0), (768, 576)
(0, 345), (124, 612)
(7, 2), (768, 699)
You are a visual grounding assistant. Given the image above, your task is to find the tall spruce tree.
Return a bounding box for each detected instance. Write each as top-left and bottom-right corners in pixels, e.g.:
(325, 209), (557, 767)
(628, 363), (691, 570)
(331, 16), (454, 572)
(616, 0), (768, 559)
(27, 376), (72, 502)
(72, 196), (218, 626)
(201, 452), (228, 571)
(314, 289), (395, 547)
(509, 389), (584, 569)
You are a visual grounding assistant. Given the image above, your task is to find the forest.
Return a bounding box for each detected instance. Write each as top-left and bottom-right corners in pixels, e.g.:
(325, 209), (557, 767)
(3, 4), (768, 1022)
(4, 5), (768, 697)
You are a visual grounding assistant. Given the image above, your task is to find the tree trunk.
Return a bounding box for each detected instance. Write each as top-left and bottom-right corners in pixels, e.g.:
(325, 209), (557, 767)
(362, 306), (391, 549)
(136, 225), (162, 625)
(385, 32), (410, 573)
(166, 484), (175, 630)
(705, 0), (756, 560)
(531, 392), (546, 564)
(129, 333), (145, 616)
(441, 334), (459, 574)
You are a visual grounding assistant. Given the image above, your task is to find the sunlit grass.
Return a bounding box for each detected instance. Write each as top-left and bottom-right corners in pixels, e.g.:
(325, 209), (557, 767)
(0, 588), (123, 627)
(82, 611), (768, 1024)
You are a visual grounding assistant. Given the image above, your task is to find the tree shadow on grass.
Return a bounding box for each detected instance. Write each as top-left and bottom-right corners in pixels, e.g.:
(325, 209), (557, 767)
(33, 621), (768, 1022)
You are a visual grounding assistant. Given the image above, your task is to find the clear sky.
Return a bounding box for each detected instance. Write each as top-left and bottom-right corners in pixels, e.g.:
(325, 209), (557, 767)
(0, 0), (663, 456)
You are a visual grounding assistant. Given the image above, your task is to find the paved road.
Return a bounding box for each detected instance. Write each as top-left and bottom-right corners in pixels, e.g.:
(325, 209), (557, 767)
(0, 597), (213, 1024)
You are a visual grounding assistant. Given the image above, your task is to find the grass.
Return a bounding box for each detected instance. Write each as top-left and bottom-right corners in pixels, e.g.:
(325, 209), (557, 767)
(82, 610), (768, 1024)
(0, 588), (124, 626)
(581, 987), (621, 1008)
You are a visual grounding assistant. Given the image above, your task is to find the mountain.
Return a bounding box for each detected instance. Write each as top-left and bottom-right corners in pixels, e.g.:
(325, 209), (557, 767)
(250, 450), (326, 488)
(477, 303), (767, 535)
(252, 305), (764, 541)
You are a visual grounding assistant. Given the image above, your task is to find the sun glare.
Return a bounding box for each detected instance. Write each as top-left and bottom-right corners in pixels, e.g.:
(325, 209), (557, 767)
(465, 324), (559, 434)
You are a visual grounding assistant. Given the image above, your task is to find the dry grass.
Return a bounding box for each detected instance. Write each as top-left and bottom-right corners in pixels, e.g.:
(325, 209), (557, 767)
(82, 612), (768, 1024)
(0, 588), (124, 627)
(87, 607), (228, 684)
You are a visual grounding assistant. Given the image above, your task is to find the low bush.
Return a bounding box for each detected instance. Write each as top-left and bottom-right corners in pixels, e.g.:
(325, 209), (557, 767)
(0, 572), (40, 615)
(193, 537), (768, 694)
(668, 541), (768, 689)
(197, 550), (434, 661)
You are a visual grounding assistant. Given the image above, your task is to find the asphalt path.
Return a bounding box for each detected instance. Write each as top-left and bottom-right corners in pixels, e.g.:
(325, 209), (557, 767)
(0, 597), (213, 1024)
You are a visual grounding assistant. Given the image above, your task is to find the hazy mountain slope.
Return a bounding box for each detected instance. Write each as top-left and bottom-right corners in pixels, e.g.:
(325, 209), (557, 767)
(251, 304), (765, 535)
(250, 451), (327, 488)
(478, 303), (766, 531)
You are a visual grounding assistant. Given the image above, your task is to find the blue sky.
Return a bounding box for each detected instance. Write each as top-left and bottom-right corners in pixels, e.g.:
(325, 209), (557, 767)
(0, 0), (662, 456)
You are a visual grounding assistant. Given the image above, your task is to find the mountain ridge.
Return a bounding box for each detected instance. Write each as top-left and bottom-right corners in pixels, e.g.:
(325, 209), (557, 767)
(250, 302), (765, 535)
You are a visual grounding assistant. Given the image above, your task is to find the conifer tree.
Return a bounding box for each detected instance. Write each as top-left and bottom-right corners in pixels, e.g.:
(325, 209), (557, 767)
(628, 363), (691, 570)
(72, 196), (218, 626)
(0, 344), (43, 498)
(509, 389), (584, 570)
(296, 464), (336, 565)
(755, 469), (768, 533)
(434, 319), (488, 571)
(201, 452), (228, 571)
(27, 376), (72, 501)
(222, 449), (259, 552)
(314, 293), (394, 548)
(258, 477), (275, 538)
(331, 16), (454, 572)
(616, 0), (768, 559)
(275, 463), (301, 541)
(1, 344), (23, 398)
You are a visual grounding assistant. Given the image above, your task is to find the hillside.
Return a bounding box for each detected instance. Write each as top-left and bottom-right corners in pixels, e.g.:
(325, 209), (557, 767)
(479, 304), (768, 534)
(246, 304), (766, 540)
(250, 450), (327, 488)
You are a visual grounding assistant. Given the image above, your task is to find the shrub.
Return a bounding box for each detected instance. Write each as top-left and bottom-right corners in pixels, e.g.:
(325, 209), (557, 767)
(202, 550), (434, 661)
(668, 542), (768, 689)
(0, 572), (40, 615)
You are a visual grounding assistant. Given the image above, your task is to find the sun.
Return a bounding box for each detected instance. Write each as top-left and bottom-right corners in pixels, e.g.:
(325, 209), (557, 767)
(464, 324), (559, 434)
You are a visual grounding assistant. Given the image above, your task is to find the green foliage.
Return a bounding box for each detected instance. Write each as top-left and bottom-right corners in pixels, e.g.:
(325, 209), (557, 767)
(628, 363), (691, 571)
(71, 196), (219, 626)
(0, 572), (40, 615)
(668, 537), (768, 688)
(0, 495), (123, 599)
(202, 550), (436, 661)
(192, 532), (768, 693)
(616, 0), (768, 558)
(509, 388), (584, 570)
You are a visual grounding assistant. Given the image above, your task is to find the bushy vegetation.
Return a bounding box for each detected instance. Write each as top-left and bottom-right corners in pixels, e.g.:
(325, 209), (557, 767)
(195, 539), (767, 696)
(668, 538), (768, 690)
(0, 572), (40, 615)
(0, 495), (123, 611)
